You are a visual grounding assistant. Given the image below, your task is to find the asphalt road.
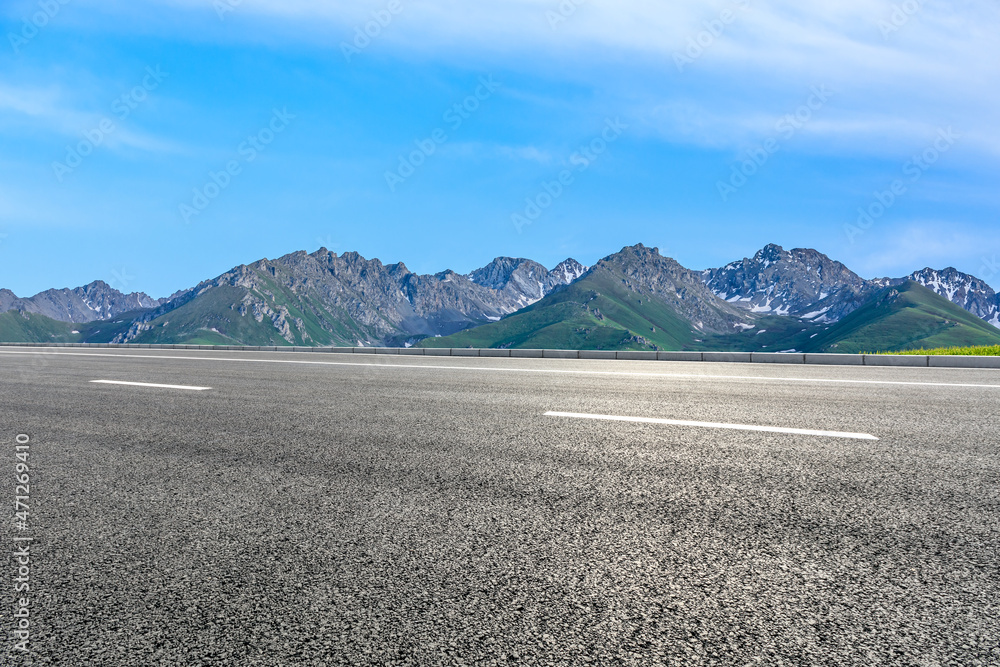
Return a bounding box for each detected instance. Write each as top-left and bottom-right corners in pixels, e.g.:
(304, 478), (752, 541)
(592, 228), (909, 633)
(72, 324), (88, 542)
(1, 347), (998, 666)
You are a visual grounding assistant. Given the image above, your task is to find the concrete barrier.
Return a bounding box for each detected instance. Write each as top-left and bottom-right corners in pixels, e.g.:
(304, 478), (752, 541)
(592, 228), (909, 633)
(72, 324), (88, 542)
(579, 350), (617, 360)
(657, 351), (703, 362)
(616, 351), (657, 361)
(927, 355), (1000, 369)
(751, 352), (805, 364)
(805, 353), (864, 365)
(863, 355), (928, 367)
(3, 342), (998, 368)
(703, 352), (753, 363)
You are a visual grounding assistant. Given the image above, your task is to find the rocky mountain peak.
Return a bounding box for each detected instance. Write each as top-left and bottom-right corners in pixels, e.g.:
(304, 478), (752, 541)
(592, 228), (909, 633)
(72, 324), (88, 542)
(754, 243), (787, 265)
(468, 255), (589, 309)
(0, 288), (17, 311)
(6, 243), (999, 348)
(903, 267), (999, 326)
(703, 245), (869, 322)
(595, 245), (754, 334)
(551, 258), (588, 284)
(0, 280), (165, 323)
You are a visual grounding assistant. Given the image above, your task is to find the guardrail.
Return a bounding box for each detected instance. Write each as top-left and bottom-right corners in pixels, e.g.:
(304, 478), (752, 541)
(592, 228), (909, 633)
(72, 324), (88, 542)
(2, 342), (999, 369)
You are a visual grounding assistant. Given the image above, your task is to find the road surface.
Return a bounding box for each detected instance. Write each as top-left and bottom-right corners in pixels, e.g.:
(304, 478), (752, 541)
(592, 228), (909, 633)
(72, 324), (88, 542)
(1, 347), (998, 665)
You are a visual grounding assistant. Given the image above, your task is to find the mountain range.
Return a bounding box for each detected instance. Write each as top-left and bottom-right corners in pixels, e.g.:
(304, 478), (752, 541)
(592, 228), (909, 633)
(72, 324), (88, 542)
(2, 243), (999, 353)
(0, 281), (165, 323)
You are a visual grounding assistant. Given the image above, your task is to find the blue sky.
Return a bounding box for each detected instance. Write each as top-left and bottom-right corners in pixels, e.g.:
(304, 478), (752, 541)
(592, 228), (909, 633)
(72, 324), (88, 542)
(1, 0), (998, 298)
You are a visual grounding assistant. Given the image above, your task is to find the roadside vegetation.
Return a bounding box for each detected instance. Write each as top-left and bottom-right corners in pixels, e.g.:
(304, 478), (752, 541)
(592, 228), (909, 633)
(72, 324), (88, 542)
(877, 345), (1000, 356)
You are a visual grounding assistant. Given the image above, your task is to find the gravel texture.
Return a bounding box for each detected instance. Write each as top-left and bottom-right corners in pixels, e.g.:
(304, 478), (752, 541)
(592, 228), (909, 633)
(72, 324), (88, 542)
(1, 349), (998, 666)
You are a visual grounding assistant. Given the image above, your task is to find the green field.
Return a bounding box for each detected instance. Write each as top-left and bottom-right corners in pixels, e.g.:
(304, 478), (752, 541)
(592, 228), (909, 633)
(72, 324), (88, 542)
(877, 345), (1000, 356)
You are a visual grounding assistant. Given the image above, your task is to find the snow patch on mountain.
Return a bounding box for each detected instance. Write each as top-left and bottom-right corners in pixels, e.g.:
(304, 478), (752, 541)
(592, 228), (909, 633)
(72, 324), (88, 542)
(704, 249), (1000, 331)
(903, 267), (999, 326)
(703, 244), (870, 323)
(468, 256), (588, 308)
(0, 281), (166, 323)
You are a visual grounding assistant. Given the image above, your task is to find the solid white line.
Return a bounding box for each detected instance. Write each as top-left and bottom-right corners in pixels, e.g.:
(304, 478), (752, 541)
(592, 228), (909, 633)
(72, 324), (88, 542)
(90, 380), (211, 391)
(0, 349), (997, 389)
(544, 411), (879, 441)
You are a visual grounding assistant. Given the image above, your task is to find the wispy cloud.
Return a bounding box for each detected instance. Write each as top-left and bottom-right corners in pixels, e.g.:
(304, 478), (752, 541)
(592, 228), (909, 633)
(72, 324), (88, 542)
(431, 142), (554, 165)
(0, 80), (185, 155)
(110, 1), (1000, 158)
(492, 144), (553, 164)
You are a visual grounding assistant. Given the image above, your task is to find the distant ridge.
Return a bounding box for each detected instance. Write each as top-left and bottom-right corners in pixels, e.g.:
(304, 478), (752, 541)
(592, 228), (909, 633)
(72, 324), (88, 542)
(2, 243), (998, 352)
(0, 281), (163, 323)
(424, 245), (1000, 353)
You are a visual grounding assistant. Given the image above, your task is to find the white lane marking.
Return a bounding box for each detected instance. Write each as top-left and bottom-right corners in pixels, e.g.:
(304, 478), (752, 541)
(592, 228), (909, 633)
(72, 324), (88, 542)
(545, 411), (880, 441)
(0, 349), (997, 389)
(90, 380), (211, 391)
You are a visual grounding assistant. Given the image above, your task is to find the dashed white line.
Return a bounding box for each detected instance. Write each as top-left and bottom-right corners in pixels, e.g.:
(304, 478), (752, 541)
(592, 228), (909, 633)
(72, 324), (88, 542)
(90, 380), (211, 391)
(545, 411), (880, 441)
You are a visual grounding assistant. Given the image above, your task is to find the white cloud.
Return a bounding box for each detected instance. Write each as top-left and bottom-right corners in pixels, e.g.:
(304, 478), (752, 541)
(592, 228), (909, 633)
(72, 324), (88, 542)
(493, 144), (552, 164)
(0, 83), (92, 135)
(0, 81), (185, 155)
(434, 141), (553, 165)
(134, 0), (1000, 157)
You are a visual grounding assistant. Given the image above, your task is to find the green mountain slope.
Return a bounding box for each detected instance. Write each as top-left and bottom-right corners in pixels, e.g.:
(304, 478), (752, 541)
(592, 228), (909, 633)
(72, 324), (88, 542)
(422, 276), (690, 351)
(422, 245), (757, 351)
(421, 283), (832, 352)
(125, 283), (344, 347)
(89, 249), (555, 347)
(0, 310), (156, 344)
(422, 272), (1000, 354)
(0, 311), (78, 343)
(804, 281), (1000, 353)
(4, 251), (998, 354)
